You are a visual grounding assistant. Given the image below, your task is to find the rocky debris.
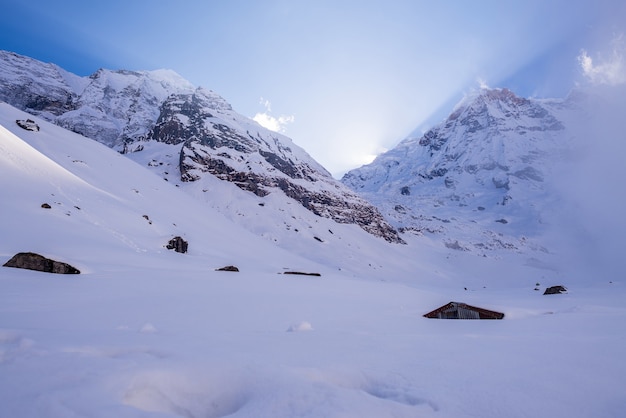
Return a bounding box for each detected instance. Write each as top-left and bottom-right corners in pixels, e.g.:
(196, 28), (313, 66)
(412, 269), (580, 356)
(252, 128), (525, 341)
(543, 285), (567, 295)
(216, 265), (239, 272)
(445, 240), (467, 251)
(15, 119), (40, 131)
(3, 252), (80, 274)
(41, 203), (51, 209)
(166, 236), (188, 253)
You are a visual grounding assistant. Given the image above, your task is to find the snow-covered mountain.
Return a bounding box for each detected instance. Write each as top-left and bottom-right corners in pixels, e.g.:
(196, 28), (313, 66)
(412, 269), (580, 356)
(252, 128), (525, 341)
(0, 50), (401, 244)
(342, 87), (582, 254)
(2, 50), (626, 417)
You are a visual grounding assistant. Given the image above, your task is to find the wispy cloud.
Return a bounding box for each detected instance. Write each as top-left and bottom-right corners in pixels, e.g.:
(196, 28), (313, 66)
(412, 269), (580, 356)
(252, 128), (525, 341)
(578, 34), (626, 85)
(476, 77), (490, 89)
(548, 49), (626, 279)
(252, 98), (295, 133)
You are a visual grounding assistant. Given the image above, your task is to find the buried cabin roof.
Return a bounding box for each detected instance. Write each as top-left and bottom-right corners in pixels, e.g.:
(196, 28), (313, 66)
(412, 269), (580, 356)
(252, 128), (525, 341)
(424, 301), (504, 320)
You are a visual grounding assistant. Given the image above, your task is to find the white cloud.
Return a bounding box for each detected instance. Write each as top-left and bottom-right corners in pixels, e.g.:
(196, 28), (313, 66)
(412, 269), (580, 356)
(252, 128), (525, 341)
(252, 97), (295, 133)
(253, 113), (295, 133)
(477, 77), (490, 89)
(578, 34), (626, 85)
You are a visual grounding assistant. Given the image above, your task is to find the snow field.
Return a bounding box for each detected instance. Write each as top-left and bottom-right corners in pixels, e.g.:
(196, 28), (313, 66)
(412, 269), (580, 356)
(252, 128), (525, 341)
(1, 267), (625, 417)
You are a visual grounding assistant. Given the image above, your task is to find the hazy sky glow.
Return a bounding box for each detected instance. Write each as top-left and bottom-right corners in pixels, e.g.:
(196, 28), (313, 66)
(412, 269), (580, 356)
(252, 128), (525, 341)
(1, 0), (624, 176)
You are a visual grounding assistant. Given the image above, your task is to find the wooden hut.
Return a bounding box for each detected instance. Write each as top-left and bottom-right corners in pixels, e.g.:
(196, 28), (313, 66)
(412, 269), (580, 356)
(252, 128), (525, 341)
(423, 301), (504, 320)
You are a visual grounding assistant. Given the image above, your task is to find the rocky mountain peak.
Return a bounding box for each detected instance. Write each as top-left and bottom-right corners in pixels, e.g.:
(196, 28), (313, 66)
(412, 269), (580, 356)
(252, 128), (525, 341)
(440, 88), (563, 142)
(342, 87), (576, 253)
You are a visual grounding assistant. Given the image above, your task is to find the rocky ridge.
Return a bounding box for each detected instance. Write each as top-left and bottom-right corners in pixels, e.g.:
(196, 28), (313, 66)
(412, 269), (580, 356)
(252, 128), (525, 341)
(0, 50), (401, 243)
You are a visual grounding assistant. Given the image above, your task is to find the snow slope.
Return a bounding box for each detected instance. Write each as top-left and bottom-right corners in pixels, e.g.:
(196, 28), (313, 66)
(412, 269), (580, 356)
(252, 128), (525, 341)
(1, 104), (626, 417)
(0, 104), (313, 275)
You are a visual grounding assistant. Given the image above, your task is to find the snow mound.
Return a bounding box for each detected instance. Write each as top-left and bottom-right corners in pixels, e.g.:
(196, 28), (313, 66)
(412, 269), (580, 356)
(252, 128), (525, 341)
(286, 321), (313, 332)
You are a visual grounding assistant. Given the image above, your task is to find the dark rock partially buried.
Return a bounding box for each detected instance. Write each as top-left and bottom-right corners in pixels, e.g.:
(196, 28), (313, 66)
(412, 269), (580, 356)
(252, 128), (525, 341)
(283, 271), (321, 277)
(166, 236), (188, 253)
(544, 285), (567, 295)
(3, 252), (80, 274)
(16, 119), (40, 131)
(216, 265), (239, 272)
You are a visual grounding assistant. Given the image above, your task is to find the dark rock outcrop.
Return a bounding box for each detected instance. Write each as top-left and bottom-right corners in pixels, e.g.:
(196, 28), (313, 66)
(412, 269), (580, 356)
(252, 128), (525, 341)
(283, 271), (321, 276)
(16, 119), (40, 131)
(216, 265), (239, 272)
(544, 285), (567, 295)
(166, 236), (188, 253)
(3, 252), (80, 274)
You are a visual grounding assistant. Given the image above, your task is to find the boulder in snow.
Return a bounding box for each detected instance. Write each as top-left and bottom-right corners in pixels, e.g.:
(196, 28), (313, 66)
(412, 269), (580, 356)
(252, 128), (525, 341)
(3, 252), (80, 274)
(216, 265), (239, 272)
(543, 285), (567, 295)
(15, 119), (40, 131)
(166, 236), (188, 253)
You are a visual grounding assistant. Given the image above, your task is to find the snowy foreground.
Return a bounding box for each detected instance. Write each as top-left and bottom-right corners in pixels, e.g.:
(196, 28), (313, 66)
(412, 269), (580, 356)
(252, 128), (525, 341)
(2, 266), (625, 417)
(1, 103), (626, 417)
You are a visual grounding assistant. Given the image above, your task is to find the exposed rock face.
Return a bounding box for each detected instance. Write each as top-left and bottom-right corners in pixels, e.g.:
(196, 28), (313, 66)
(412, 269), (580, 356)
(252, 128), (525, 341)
(166, 236), (188, 253)
(0, 52), (77, 117)
(3, 252), (80, 274)
(0, 50), (402, 244)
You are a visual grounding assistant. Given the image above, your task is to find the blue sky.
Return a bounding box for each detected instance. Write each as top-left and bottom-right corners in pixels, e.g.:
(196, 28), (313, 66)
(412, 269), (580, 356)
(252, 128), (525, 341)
(1, 0), (624, 176)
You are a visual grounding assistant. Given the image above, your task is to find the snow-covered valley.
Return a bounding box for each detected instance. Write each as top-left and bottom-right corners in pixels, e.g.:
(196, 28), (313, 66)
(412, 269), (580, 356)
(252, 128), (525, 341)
(1, 96), (626, 417)
(3, 260), (625, 418)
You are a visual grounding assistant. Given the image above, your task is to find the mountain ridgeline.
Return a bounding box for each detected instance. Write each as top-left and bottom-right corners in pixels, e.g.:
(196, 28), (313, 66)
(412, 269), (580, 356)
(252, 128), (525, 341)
(1, 50), (586, 255)
(0, 50), (402, 243)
